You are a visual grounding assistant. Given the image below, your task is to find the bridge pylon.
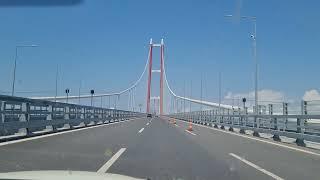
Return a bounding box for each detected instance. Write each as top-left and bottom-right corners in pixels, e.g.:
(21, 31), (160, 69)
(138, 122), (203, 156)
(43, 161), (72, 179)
(146, 38), (164, 115)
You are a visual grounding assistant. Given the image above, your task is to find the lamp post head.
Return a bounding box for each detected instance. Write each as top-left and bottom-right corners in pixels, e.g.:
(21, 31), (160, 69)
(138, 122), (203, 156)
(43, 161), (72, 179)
(242, 98), (246, 103)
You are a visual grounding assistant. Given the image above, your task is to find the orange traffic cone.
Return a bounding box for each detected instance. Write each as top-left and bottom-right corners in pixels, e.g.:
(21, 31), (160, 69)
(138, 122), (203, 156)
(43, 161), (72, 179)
(187, 121), (193, 131)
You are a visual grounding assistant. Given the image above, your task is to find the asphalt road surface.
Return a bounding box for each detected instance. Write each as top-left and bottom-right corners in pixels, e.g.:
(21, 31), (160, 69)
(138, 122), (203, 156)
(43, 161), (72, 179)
(0, 117), (319, 180)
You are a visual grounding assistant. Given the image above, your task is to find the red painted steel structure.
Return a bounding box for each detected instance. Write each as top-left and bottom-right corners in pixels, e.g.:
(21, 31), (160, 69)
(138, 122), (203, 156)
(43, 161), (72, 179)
(160, 39), (164, 115)
(146, 39), (164, 115)
(146, 39), (153, 114)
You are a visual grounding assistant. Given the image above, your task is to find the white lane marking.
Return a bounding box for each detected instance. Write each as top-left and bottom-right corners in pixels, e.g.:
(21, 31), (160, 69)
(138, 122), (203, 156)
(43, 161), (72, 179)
(185, 130), (197, 136)
(178, 120), (320, 157)
(138, 128), (144, 133)
(0, 118), (139, 147)
(229, 153), (284, 180)
(146, 123), (149, 126)
(97, 148), (126, 173)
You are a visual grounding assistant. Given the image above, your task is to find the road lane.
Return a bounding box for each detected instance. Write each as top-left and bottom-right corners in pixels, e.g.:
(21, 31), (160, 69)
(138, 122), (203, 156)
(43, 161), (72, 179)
(1, 116), (319, 179)
(174, 119), (320, 180)
(0, 118), (147, 173)
(185, 129), (197, 136)
(0, 118), (139, 147)
(108, 117), (270, 180)
(138, 128), (144, 134)
(97, 148), (127, 173)
(229, 153), (284, 180)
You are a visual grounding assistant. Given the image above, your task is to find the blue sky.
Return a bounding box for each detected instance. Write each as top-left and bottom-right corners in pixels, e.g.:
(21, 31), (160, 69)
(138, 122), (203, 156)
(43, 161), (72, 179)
(0, 0), (319, 110)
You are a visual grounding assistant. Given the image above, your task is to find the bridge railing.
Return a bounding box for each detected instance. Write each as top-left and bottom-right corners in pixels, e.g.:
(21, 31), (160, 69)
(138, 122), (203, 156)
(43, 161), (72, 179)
(0, 95), (144, 139)
(168, 100), (320, 146)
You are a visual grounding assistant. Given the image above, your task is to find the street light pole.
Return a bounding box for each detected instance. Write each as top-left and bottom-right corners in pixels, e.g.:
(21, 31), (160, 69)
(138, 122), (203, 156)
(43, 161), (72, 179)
(78, 80), (82, 105)
(138, 103), (142, 112)
(190, 80), (192, 112)
(11, 47), (18, 96)
(184, 81), (186, 115)
(11, 45), (38, 96)
(200, 75), (203, 112)
(90, 89), (95, 107)
(224, 15), (258, 114)
(54, 65), (59, 103)
(219, 72), (221, 114)
(109, 96), (111, 108)
(65, 88), (70, 103)
(253, 20), (258, 114)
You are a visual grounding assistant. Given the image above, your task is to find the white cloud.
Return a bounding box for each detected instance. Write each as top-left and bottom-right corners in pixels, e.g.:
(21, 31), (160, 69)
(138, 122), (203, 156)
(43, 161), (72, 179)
(303, 89), (320, 101)
(224, 92), (234, 99)
(224, 89), (285, 105)
(257, 90), (285, 102)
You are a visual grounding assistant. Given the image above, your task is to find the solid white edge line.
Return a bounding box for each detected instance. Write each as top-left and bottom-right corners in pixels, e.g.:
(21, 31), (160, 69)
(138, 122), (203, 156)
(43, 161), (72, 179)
(138, 128), (144, 133)
(229, 153), (284, 180)
(97, 148), (127, 173)
(185, 129), (196, 136)
(0, 118), (139, 147)
(177, 119), (320, 157)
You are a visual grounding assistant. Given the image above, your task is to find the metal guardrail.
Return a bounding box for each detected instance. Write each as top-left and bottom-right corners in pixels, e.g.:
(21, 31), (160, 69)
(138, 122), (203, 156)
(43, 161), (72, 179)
(0, 95), (144, 139)
(168, 101), (320, 146)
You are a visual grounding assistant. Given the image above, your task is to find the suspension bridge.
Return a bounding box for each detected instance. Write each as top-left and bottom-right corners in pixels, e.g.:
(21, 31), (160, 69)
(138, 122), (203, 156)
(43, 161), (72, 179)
(0, 39), (319, 180)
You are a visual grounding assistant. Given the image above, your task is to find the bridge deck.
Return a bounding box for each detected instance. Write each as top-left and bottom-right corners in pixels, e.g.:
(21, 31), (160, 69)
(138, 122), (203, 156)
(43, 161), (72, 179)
(0, 117), (319, 180)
